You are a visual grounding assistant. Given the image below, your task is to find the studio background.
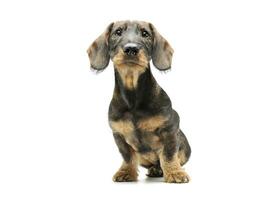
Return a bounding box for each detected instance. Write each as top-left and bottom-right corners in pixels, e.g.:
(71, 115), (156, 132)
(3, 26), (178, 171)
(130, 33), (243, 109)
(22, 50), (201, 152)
(0, 0), (277, 199)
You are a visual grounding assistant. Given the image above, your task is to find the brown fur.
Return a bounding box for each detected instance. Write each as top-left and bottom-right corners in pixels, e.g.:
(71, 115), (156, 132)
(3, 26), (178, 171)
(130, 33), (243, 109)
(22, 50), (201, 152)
(137, 155), (152, 167)
(154, 84), (161, 96)
(109, 119), (140, 151)
(137, 152), (158, 166)
(87, 42), (95, 59)
(109, 120), (134, 137)
(147, 135), (162, 150)
(113, 150), (138, 182)
(112, 49), (148, 89)
(178, 149), (188, 166)
(163, 41), (169, 50)
(159, 152), (190, 183)
(137, 115), (168, 132)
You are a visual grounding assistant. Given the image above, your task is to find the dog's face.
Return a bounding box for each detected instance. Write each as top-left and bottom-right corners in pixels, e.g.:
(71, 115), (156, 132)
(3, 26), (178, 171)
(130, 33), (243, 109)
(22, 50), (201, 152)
(87, 21), (174, 72)
(109, 21), (153, 69)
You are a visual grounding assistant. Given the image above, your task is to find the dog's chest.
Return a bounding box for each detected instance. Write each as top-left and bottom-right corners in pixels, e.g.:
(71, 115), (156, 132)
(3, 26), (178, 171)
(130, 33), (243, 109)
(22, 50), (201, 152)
(109, 112), (165, 152)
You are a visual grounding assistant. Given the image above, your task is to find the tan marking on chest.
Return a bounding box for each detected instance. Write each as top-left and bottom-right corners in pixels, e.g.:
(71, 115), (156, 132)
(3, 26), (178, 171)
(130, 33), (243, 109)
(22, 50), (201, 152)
(137, 115), (168, 132)
(109, 120), (134, 136)
(149, 135), (163, 150)
(109, 119), (140, 151)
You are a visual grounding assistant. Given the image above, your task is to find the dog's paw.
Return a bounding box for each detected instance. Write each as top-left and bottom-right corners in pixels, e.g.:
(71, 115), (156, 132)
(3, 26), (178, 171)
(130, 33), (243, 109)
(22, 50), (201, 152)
(113, 170), (138, 182)
(146, 166), (163, 177)
(164, 170), (190, 183)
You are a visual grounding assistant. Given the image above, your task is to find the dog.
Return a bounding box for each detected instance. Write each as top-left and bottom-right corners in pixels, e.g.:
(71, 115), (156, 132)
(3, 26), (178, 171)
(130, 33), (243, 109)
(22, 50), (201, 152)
(87, 21), (191, 183)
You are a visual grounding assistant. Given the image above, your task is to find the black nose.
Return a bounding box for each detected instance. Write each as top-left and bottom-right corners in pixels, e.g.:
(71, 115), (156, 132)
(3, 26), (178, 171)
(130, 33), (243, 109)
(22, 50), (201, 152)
(123, 44), (139, 56)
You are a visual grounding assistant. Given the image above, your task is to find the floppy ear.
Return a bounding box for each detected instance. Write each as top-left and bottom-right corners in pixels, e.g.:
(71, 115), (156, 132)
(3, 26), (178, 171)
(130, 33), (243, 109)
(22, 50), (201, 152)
(149, 23), (174, 71)
(87, 23), (114, 71)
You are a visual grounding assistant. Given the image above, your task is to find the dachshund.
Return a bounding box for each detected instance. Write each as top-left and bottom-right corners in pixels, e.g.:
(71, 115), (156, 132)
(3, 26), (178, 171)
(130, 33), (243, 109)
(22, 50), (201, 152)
(87, 20), (191, 183)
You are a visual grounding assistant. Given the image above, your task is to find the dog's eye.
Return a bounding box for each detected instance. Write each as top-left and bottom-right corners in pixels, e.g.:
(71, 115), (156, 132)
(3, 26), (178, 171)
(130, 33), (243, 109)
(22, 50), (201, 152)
(141, 30), (149, 38)
(114, 28), (122, 36)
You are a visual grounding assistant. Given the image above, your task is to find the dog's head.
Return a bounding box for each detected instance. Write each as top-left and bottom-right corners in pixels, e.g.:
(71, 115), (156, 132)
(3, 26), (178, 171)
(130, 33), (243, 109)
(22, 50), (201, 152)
(87, 21), (173, 72)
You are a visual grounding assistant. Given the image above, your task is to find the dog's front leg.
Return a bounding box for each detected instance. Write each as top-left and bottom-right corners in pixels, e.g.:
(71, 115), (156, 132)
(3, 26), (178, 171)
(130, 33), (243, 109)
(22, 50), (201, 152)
(112, 133), (138, 182)
(159, 131), (190, 183)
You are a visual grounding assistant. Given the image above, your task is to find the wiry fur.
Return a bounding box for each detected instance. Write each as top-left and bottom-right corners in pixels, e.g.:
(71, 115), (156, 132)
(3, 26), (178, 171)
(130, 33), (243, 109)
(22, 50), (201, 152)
(87, 20), (191, 183)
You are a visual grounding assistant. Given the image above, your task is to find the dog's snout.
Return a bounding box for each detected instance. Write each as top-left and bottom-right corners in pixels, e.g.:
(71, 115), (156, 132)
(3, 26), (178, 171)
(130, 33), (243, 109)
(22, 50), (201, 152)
(123, 43), (140, 56)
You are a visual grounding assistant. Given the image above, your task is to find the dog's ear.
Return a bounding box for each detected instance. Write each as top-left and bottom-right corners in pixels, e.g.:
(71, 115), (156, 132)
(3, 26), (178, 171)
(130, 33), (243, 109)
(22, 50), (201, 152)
(149, 23), (174, 71)
(87, 23), (114, 71)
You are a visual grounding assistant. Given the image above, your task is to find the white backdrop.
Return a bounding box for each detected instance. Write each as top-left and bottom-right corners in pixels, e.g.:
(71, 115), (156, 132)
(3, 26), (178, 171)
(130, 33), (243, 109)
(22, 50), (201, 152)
(0, 0), (278, 199)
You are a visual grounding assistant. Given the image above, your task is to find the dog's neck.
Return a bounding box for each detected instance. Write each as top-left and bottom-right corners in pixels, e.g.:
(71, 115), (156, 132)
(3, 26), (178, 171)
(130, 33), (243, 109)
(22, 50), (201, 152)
(113, 65), (158, 109)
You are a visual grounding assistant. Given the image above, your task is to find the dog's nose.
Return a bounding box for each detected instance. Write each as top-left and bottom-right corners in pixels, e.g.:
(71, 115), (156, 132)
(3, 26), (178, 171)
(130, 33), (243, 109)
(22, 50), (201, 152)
(123, 43), (139, 56)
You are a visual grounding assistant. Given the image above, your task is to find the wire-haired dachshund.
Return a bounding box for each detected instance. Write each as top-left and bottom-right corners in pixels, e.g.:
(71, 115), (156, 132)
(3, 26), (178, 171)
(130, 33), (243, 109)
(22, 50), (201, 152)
(87, 20), (191, 183)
